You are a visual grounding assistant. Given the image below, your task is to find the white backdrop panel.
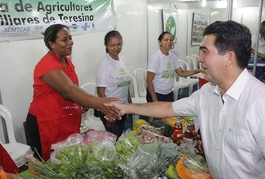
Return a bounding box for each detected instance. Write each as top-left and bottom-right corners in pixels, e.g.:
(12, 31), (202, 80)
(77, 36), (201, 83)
(0, 0), (148, 143)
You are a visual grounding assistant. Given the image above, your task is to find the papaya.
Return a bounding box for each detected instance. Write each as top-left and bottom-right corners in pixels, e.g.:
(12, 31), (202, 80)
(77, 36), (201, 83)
(163, 117), (187, 128)
(176, 157), (212, 179)
(181, 119), (187, 127)
(133, 119), (150, 131)
(162, 117), (176, 128)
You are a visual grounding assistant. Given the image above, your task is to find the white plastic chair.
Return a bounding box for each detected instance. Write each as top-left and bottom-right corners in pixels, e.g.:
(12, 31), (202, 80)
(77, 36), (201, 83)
(180, 59), (199, 94)
(173, 71), (191, 100)
(173, 60), (199, 100)
(191, 54), (202, 69)
(0, 104), (32, 167)
(186, 55), (202, 79)
(81, 82), (97, 117)
(128, 74), (147, 121)
(185, 56), (195, 70)
(133, 68), (147, 98)
(80, 82), (105, 131)
(81, 82), (97, 97)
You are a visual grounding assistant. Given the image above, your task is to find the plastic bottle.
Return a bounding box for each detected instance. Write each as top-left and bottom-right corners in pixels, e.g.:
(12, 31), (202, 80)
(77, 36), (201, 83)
(173, 117), (183, 145)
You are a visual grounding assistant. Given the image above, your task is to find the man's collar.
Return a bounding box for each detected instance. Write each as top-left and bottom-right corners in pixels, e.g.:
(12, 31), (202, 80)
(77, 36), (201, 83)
(214, 69), (249, 100)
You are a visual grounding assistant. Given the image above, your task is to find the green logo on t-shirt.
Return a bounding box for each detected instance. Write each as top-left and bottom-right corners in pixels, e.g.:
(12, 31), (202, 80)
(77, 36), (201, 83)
(120, 68), (126, 75)
(162, 69), (174, 79)
(117, 75), (131, 87)
(117, 68), (130, 87)
(167, 62), (172, 69)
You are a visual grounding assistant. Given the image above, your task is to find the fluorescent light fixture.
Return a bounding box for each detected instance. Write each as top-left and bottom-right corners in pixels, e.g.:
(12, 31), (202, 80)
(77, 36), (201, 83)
(202, 0), (207, 7)
(211, 11), (219, 16)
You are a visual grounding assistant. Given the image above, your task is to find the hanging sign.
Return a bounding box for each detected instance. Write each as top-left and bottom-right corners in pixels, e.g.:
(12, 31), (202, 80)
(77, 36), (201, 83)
(162, 9), (179, 57)
(0, 0), (116, 43)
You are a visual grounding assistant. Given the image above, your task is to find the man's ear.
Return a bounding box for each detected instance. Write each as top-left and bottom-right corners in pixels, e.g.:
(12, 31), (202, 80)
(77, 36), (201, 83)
(225, 51), (236, 67)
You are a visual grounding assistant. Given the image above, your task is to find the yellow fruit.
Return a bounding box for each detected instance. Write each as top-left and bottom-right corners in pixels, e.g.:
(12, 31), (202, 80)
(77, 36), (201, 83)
(133, 119), (150, 131)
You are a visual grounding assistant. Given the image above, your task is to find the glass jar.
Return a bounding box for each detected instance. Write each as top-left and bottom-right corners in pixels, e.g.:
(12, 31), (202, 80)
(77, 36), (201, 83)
(183, 118), (195, 141)
(173, 117), (183, 146)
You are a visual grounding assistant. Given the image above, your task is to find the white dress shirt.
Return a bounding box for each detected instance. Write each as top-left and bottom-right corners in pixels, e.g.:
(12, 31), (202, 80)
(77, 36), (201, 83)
(172, 69), (265, 179)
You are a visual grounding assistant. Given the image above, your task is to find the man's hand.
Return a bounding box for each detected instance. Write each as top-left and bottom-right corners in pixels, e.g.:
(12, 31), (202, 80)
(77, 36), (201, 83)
(104, 101), (127, 120)
(98, 98), (121, 121)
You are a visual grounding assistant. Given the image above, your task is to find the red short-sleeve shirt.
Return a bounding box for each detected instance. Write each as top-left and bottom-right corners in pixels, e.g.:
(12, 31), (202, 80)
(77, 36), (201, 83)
(28, 50), (82, 160)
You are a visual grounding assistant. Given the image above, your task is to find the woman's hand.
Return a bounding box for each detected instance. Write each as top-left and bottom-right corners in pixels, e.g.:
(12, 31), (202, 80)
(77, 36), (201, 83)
(81, 106), (89, 113)
(260, 54), (265, 60)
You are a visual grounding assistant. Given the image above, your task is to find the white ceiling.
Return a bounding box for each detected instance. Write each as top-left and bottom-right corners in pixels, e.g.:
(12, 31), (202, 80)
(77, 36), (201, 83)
(148, 0), (263, 9)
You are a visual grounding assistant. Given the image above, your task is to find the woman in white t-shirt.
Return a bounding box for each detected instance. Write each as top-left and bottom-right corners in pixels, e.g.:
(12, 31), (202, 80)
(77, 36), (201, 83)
(251, 21), (265, 62)
(146, 31), (202, 137)
(96, 30), (132, 139)
(146, 31), (201, 103)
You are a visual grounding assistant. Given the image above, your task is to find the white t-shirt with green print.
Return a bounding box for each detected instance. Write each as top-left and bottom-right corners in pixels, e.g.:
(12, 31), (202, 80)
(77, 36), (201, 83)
(96, 53), (131, 103)
(147, 49), (180, 95)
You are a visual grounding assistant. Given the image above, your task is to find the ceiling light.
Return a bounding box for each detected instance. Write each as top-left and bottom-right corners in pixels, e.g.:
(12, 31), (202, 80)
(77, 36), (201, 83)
(202, 0), (207, 7)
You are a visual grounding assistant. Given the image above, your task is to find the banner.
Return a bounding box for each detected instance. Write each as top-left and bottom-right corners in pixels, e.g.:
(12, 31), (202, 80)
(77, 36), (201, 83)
(0, 0), (116, 42)
(161, 9), (179, 57)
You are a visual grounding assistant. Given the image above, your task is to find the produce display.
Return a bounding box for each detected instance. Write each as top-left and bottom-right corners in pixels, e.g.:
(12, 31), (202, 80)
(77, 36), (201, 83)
(17, 119), (211, 179)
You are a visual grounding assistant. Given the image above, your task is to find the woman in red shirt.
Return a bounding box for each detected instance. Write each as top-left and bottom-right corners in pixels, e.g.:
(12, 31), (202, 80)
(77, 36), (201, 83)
(26, 24), (120, 160)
